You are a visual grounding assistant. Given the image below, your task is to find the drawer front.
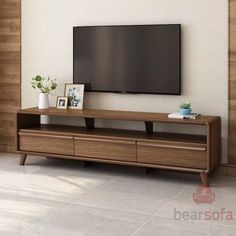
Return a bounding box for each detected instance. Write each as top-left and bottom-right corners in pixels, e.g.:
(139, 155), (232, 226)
(137, 141), (207, 169)
(75, 137), (136, 162)
(19, 132), (74, 155)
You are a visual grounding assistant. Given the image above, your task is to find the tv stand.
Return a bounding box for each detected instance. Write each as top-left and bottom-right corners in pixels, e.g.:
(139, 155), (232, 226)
(16, 107), (221, 187)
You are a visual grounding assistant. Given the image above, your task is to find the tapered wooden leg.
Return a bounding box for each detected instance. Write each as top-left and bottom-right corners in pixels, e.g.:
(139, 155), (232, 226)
(200, 172), (209, 187)
(20, 154), (27, 166)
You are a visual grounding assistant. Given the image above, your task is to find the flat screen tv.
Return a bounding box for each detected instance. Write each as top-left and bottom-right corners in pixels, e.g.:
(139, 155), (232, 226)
(73, 24), (181, 95)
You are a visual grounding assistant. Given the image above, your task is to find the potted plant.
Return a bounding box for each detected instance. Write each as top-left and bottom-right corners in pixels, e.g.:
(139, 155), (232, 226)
(179, 103), (191, 115)
(31, 75), (57, 109)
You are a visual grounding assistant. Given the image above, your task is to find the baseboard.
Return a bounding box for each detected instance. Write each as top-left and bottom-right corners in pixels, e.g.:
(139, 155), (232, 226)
(0, 145), (16, 153)
(216, 164), (236, 177)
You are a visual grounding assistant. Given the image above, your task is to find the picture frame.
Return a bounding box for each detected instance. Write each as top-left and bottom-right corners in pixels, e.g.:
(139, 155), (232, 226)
(64, 84), (85, 110)
(56, 96), (68, 109)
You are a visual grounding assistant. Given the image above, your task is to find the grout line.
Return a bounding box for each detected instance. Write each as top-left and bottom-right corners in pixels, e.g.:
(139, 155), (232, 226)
(19, 173), (119, 234)
(130, 183), (191, 236)
(75, 202), (152, 218)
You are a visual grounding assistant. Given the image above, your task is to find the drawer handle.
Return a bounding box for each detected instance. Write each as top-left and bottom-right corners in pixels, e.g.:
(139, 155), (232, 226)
(74, 137), (135, 145)
(19, 132), (73, 140)
(138, 142), (206, 151)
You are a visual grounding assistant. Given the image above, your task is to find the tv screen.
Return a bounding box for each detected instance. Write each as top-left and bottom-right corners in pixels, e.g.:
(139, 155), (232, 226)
(73, 24), (181, 95)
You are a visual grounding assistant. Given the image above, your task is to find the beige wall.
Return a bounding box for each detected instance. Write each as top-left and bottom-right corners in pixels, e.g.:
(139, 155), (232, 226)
(22, 0), (228, 162)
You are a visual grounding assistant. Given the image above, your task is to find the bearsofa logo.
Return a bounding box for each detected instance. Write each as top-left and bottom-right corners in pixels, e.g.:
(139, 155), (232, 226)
(193, 186), (215, 204)
(174, 186), (233, 221)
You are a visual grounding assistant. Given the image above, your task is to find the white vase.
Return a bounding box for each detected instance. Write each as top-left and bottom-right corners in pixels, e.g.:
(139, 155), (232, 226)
(38, 93), (49, 109)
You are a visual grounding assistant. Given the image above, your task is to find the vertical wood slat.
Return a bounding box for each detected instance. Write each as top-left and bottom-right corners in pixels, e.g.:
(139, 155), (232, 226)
(229, 0), (236, 164)
(0, 0), (21, 152)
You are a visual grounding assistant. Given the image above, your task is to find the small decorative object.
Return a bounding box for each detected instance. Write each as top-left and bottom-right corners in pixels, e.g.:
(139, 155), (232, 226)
(56, 96), (68, 109)
(32, 75), (57, 109)
(64, 84), (84, 110)
(168, 112), (200, 120)
(179, 102), (191, 115)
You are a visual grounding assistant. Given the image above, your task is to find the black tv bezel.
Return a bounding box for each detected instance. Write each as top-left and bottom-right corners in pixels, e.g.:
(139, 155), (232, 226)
(73, 24), (181, 95)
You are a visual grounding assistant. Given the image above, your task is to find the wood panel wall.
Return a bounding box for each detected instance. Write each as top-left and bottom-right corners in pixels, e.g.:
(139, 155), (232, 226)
(0, 0), (21, 152)
(229, 0), (236, 164)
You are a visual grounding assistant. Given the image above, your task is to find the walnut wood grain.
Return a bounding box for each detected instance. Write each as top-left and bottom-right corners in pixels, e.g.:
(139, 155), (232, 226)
(19, 154), (27, 166)
(17, 149), (205, 173)
(16, 114), (40, 150)
(19, 132), (74, 156)
(0, 112), (16, 146)
(18, 107), (219, 125)
(200, 172), (209, 187)
(209, 118), (221, 171)
(18, 124), (207, 145)
(216, 164), (236, 176)
(137, 141), (207, 169)
(75, 137), (136, 162)
(16, 109), (221, 186)
(229, 0), (236, 164)
(0, 144), (16, 153)
(136, 141), (206, 151)
(0, 0), (21, 151)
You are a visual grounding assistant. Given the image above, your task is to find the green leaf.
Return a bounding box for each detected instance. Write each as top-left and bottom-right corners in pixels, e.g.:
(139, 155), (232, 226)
(51, 83), (57, 90)
(35, 75), (42, 81)
(179, 103), (191, 109)
(37, 83), (42, 88)
(31, 75), (57, 95)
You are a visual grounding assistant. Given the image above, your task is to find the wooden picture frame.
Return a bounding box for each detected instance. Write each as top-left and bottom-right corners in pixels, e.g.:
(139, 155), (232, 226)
(64, 84), (85, 110)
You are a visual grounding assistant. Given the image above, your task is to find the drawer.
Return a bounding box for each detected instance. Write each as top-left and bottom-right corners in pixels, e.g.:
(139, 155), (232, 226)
(137, 141), (207, 169)
(75, 137), (136, 162)
(19, 132), (74, 156)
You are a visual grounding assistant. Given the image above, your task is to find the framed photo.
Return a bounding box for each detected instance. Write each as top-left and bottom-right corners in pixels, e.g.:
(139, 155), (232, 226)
(64, 84), (85, 110)
(56, 96), (68, 109)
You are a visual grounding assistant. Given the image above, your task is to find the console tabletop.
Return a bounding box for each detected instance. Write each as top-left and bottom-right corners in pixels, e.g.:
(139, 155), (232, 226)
(18, 107), (218, 125)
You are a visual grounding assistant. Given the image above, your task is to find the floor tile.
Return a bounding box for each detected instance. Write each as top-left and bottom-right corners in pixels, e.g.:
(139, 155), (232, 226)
(75, 186), (171, 215)
(0, 153), (235, 236)
(156, 176), (236, 226)
(21, 204), (148, 236)
(132, 216), (236, 236)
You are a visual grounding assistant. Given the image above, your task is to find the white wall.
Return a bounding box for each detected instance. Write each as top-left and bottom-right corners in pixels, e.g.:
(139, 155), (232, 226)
(22, 0), (228, 162)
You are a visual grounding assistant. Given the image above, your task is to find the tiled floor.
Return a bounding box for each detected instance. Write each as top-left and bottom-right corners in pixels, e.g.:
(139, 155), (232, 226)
(0, 153), (236, 236)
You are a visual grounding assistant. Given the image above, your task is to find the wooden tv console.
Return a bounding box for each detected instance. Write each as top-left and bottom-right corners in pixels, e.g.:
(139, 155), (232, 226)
(16, 107), (221, 187)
